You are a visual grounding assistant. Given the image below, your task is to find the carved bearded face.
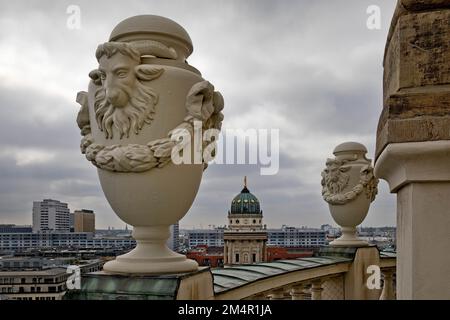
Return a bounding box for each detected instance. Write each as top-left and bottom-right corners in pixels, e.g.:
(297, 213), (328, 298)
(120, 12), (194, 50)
(92, 42), (163, 139)
(98, 53), (139, 109)
(321, 159), (350, 194)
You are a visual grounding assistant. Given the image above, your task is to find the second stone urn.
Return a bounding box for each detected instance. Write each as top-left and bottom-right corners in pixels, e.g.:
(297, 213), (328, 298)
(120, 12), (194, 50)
(76, 15), (224, 274)
(321, 142), (379, 247)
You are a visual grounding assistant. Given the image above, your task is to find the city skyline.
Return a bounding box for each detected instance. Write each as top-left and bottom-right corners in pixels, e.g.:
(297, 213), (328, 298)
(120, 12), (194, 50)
(0, 0), (398, 229)
(0, 196), (395, 230)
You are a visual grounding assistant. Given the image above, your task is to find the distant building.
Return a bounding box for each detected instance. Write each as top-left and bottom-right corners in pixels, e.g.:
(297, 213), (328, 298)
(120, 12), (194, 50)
(187, 245), (224, 268)
(224, 177), (268, 265)
(167, 223), (180, 252)
(320, 224), (340, 237)
(0, 257), (102, 300)
(266, 247), (314, 261)
(183, 225), (327, 250)
(0, 257), (103, 274)
(69, 213), (75, 232)
(73, 209), (95, 233)
(0, 233), (135, 250)
(32, 199), (70, 233)
(0, 225), (32, 234)
(186, 228), (225, 248)
(267, 226), (327, 248)
(0, 268), (69, 300)
(187, 245), (314, 267)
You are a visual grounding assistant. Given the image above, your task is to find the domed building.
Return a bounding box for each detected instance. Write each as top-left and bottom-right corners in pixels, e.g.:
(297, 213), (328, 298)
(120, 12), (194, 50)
(224, 177), (268, 265)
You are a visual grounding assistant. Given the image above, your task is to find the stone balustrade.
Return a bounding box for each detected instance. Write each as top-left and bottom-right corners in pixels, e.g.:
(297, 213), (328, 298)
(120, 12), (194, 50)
(67, 247), (395, 300)
(212, 247), (396, 300)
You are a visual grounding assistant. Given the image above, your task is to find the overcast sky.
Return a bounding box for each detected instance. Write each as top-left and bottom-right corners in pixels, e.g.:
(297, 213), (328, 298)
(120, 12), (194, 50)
(0, 0), (398, 229)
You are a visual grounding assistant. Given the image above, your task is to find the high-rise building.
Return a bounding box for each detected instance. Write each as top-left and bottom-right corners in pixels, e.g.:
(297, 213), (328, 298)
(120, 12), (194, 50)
(73, 209), (95, 233)
(167, 223), (180, 252)
(32, 199), (70, 233)
(223, 177), (268, 265)
(69, 213), (75, 232)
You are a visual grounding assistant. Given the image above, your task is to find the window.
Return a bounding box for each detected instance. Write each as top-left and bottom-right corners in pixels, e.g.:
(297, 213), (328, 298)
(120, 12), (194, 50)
(252, 253), (256, 262)
(235, 254), (240, 263)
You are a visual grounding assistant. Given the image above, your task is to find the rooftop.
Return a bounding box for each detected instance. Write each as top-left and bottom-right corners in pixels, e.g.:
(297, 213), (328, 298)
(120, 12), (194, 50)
(212, 256), (352, 294)
(0, 267), (68, 276)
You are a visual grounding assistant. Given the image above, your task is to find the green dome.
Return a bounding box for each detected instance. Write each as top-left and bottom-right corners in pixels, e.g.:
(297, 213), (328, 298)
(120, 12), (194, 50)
(230, 186), (262, 215)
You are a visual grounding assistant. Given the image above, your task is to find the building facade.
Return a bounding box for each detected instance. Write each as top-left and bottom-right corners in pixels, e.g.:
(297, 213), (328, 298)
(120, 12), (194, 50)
(186, 228), (225, 248)
(32, 199), (70, 233)
(167, 223), (180, 252)
(0, 268), (69, 300)
(267, 226), (326, 248)
(0, 233), (135, 250)
(184, 226), (327, 250)
(223, 178), (268, 265)
(0, 225), (32, 234)
(73, 209), (95, 233)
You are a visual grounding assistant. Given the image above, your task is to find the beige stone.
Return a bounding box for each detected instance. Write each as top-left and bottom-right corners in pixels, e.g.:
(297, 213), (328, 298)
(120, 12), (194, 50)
(377, 2), (450, 158)
(321, 142), (378, 247)
(376, 1), (450, 299)
(375, 141), (450, 299)
(344, 247), (381, 300)
(76, 15), (224, 275)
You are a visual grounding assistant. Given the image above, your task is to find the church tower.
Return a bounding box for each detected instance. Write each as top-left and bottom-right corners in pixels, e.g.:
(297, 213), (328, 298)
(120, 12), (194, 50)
(223, 177), (267, 265)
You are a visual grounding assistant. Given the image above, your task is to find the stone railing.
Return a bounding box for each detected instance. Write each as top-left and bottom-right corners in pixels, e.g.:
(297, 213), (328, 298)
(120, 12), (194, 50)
(212, 247), (396, 300)
(66, 246), (395, 300)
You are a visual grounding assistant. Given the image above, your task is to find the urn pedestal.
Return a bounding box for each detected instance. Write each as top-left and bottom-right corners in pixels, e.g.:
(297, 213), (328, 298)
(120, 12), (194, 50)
(76, 15), (224, 274)
(321, 142), (379, 247)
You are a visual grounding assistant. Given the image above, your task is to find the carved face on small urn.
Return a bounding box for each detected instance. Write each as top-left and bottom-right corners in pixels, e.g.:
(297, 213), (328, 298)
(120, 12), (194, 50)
(76, 15), (224, 274)
(321, 142), (379, 247)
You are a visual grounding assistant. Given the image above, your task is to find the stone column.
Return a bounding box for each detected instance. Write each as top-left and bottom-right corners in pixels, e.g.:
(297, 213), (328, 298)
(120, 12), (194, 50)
(344, 247), (381, 300)
(310, 280), (323, 300)
(223, 243), (228, 265)
(375, 0), (450, 300)
(268, 288), (285, 300)
(380, 269), (396, 300)
(290, 284), (309, 300)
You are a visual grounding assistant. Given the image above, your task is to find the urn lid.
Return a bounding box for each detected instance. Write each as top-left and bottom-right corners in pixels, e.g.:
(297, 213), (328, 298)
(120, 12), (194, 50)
(333, 142), (367, 155)
(109, 15), (193, 61)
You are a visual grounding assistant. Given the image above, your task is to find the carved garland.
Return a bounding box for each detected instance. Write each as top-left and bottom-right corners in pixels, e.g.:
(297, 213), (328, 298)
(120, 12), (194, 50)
(321, 163), (379, 205)
(76, 80), (224, 173)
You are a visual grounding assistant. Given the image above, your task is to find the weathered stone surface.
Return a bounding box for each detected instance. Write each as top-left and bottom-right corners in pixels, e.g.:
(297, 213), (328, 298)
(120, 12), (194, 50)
(376, 3), (450, 159)
(386, 0), (450, 50)
(402, 0), (450, 10)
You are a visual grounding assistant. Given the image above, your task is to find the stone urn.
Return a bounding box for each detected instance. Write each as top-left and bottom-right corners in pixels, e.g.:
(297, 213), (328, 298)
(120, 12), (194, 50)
(321, 142), (378, 247)
(76, 15), (224, 274)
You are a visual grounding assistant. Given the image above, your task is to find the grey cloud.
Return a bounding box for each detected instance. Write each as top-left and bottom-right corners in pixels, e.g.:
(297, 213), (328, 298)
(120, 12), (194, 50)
(0, 0), (397, 228)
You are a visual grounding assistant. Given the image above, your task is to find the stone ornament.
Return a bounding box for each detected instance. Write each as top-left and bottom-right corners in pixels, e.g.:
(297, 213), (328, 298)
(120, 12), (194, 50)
(322, 160), (378, 205)
(76, 15), (224, 274)
(78, 81), (223, 172)
(321, 142), (378, 247)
